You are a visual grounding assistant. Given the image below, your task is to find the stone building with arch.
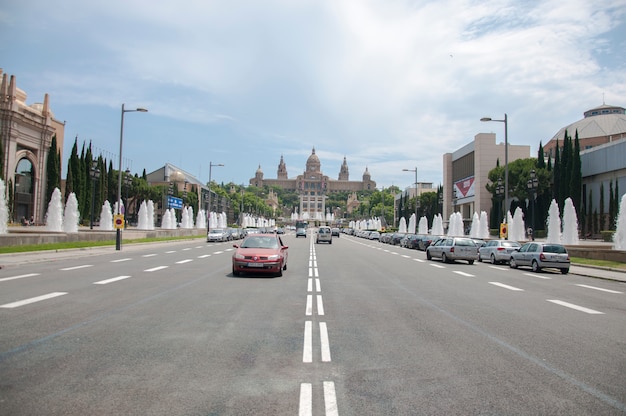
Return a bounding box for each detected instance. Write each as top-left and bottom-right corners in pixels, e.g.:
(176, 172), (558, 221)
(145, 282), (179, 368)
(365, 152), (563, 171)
(0, 70), (65, 223)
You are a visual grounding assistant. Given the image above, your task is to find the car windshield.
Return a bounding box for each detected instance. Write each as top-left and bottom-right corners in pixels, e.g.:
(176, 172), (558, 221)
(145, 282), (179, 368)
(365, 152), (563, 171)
(502, 241), (521, 247)
(241, 236), (279, 249)
(210, 229), (224, 234)
(543, 244), (567, 254)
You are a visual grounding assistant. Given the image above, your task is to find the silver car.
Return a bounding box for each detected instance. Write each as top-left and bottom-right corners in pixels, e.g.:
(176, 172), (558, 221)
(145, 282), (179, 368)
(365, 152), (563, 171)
(426, 237), (478, 264)
(478, 240), (521, 264)
(207, 228), (231, 242)
(509, 242), (570, 274)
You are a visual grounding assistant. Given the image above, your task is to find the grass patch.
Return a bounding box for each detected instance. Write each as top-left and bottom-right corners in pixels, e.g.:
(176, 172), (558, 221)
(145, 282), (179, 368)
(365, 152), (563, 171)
(571, 257), (626, 269)
(0, 235), (205, 254)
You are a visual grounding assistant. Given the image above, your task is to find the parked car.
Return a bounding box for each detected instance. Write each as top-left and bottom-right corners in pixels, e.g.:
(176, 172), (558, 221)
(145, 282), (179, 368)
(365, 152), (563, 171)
(232, 233), (288, 277)
(400, 234), (420, 249)
(207, 228), (231, 242)
(296, 227), (307, 238)
(418, 235), (441, 251)
(509, 242), (570, 274)
(316, 226), (333, 244)
(479, 240), (521, 264)
(368, 231), (381, 241)
(426, 237), (478, 264)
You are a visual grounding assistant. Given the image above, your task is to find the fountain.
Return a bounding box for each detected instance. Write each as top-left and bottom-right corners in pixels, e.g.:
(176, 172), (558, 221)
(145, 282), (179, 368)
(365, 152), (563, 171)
(398, 217), (407, 233)
(469, 212), (480, 238)
(479, 211), (490, 239)
(614, 194), (626, 250)
(0, 179), (8, 234)
(509, 207), (525, 241)
(546, 199), (562, 244)
(431, 214), (444, 236)
(63, 192), (80, 233)
(418, 216), (428, 234)
(196, 209), (206, 229)
(137, 201), (150, 230)
(447, 212), (464, 236)
(45, 188), (64, 232)
(99, 201), (113, 230)
(408, 213), (416, 234)
(181, 206), (192, 229)
(562, 197), (580, 245)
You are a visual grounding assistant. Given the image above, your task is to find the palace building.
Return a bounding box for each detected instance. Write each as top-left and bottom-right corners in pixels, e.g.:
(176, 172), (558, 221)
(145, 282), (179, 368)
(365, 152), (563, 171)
(250, 148), (376, 218)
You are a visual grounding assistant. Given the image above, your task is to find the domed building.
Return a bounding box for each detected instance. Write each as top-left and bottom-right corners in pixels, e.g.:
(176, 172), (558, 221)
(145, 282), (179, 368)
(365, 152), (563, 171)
(250, 148), (376, 219)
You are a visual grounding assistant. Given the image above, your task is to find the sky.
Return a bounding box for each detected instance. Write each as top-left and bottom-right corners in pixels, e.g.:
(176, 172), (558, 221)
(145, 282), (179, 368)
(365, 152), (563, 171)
(2, 0), (625, 192)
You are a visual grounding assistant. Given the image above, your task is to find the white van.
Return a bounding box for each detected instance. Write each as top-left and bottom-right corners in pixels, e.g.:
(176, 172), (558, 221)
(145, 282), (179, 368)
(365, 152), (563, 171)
(316, 226), (333, 244)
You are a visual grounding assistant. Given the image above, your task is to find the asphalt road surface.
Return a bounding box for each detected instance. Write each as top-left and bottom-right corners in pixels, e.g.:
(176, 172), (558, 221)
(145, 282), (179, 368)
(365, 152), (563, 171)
(1, 232), (625, 415)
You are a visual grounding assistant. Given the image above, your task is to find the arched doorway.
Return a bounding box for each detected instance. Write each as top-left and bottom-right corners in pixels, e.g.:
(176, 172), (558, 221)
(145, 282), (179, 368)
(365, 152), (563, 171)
(14, 158), (35, 223)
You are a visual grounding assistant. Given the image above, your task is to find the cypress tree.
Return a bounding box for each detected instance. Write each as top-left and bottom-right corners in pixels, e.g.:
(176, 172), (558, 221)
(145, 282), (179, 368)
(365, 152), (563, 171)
(67, 138), (80, 203)
(559, 132), (570, 211)
(609, 180), (615, 230)
(571, 131), (582, 213)
(599, 182), (605, 231)
(45, 134), (61, 206)
(587, 189), (593, 236)
(552, 140), (560, 201)
(0, 134), (4, 180)
(537, 141), (546, 169)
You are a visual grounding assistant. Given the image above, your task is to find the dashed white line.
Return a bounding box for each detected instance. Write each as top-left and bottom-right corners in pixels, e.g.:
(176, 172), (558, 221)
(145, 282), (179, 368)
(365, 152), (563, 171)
(413, 258), (425, 263)
(197, 254), (211, 259)
(144, 266), (168, 272)
(182, 248), (192, 251)
(303, 321), (312, 363)
(320, 322), (331, 362)
(142, 254), (157, 258)
(575, 284), (623, 294)
(547, 299), (604, 314)
(315, 278), (321, 292)
(306, 295), (313, 316)
(430, 264), (445, 269)
(324, 381), (339, 416)
(0, 273), (40, 283)
(317, 295), (325, 316)
(488, 265), (508, 271)
(1, 292), (68, 308)
(176, 259), (193, 264)
(307, 278), (313, 292)
(523, 272), (552, 279)
(60, 265), (93, 271)
(453, 271), (475, 277)
(489, 281), (524, 291)
(110, 258), (132, 263)
(94, 275), (131, 285)
(165, 250), (176, 254)
(299, 383), (312, 416)
(213, 251), (224, 255)
(401, 254), (411, 259)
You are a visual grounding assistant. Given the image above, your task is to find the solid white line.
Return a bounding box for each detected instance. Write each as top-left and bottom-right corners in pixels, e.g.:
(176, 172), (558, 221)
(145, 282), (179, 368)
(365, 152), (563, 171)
(523, 272), (552, 279)
(176, 259), (193, 264)
(0, 273), (40, 283)
(489, 281), (524, 291)
(430, 264), (445, 269)
(1, 292), (68, 308)
(94, 275), (131, 285)
(453, 271), (475, 277)
(144, 266), (168, 272)
(110, 258), (131, 263)
(198, 254), (211, 258)
(320, 322), (331, 362)
(303, 321), (312, 363)
(547, 299), (604, 314)
(317, 295), (325, 315)
(316, 279), (321, 292)
(324, 381), (339, 416)
(60, 264), (93, 271)
(306, 295), (313, 316)
(307, 278), (313, 292)
(575, 284), (623, 294)
(142, 253), (157, 257)
(299, 383), (312, 416)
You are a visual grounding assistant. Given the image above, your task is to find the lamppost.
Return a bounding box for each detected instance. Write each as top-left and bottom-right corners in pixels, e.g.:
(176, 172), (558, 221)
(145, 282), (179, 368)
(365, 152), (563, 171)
(495, 177), (505, 222)
(124, 168), (132, 228)
(402, 167), (418, 222)
(206, 161), (224, 235)
(116, 104), (147, 250)
(89, 161), (100, 229)
(481, 114), (508, 222)
(527, 169), (539, 239)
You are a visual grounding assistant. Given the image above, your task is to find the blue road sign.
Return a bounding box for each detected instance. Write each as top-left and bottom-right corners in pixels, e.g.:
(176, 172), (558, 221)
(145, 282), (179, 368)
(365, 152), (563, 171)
(168, 196), (183, 209)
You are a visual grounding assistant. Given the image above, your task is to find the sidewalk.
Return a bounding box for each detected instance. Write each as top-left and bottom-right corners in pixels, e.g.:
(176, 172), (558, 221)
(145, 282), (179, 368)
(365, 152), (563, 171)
(569, 264), (626, 283)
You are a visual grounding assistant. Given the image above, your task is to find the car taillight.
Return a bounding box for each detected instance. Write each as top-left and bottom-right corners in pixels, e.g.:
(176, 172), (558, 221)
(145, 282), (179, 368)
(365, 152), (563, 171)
(539, 253), (546, 261)
(497, 247), (505, 251)
(450, 247), (455, 253)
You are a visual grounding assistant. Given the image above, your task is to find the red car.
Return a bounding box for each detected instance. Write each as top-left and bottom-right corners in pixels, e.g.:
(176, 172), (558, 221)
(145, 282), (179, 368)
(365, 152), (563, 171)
(232, 233), (289, 277)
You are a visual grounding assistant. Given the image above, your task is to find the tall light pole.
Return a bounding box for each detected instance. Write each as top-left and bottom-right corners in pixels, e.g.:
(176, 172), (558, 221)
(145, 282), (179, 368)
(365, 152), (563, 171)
(116, 103), (147, 250)
(481, 114), (508, 222)
(527, 169), (538, 240)
(402, 167), (418, 223)
(206, 161), (224, 235)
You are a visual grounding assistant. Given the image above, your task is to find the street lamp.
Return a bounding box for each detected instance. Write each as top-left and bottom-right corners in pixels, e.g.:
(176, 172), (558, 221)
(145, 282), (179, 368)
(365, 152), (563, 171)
(495, 177), (505, 221)
(527, 169), (539, 240)
(116, 104), (147, 250)
(481, 114), (508, 222)
(124, 168), (132, 228)
(206, 161), (224, 235)
(402, 167), (418, 222)
(89, 161), (100, 229)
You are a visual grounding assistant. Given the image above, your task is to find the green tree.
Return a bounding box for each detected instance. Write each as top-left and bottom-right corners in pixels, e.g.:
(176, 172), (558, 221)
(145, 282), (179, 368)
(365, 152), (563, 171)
(45, 134), (61, 206)
(599, 182), (605, 231)
(570, 131), (582, 213)
(552, 139), (560, 202)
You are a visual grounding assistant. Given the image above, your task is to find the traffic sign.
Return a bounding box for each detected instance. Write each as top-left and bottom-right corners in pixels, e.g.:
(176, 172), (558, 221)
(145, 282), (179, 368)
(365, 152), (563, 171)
(499, 223), (508, 239)
(114, 214), (125, 229)
(168, 196), (183, 209)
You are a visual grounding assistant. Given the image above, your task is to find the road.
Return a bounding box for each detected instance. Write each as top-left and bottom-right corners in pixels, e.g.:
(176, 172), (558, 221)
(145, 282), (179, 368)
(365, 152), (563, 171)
(0, 232), (625, 415)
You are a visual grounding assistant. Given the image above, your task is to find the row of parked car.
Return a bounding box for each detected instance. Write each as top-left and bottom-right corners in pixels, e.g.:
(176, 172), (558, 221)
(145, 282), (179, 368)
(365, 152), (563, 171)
(207, 227), (277, 242)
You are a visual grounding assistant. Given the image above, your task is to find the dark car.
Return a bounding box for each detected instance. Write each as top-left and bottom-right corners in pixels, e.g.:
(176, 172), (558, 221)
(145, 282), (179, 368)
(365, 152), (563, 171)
(509, 242), (570, 274)
(232, 233), (288, 277)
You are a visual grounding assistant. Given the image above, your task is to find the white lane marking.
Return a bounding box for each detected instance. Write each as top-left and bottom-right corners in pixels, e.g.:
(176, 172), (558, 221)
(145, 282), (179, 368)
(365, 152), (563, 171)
(307, 278), (313, 292)
(110, 258), (131, 263)
(144, 266), (168, 272)
(430, 264), (445, 269)
(453, 271), (475, 277)
(390, 252), (399, 255)
(94, 276), (131, 285)
(488, 265), (508, 271)
(575, 284), (623, 294)
(213, 251), (224, 255)
(195, 246), (203, 249)
(309, 260), (312, 267)
(0, 273), (40, 283)
(224, 248), (235, 252)
(306, 295), (313, 316)
(303, 321), (312, 363)
(547, 299), (604, 314)
(314, 268), (319, 277)
(489, 281), (524, 291)
(413, 258), (425, 263)
(523, 272), (552, 279)
(401, 254), (411, 259)
(320, 322), (331, 362)
(309, 267), (313, 277)
(1, 292), (68, 308)
(176, 259), (193, 264)
(165, 250), (176, 254)
(313, 260), (318, 268)
(316, 279), (321, 292)
(198, 254), (211, 259)
(299, 383), (312, 416)
(142, 254), (157, 257)
(324, 381), (339, 416)
(182, 248), (192, 251)
(317, 295), (325, 316)
(60, 265), (93, 271)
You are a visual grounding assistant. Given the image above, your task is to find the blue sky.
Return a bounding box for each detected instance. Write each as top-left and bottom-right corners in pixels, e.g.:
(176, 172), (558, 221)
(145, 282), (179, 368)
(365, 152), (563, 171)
(2, 0), (625, 191)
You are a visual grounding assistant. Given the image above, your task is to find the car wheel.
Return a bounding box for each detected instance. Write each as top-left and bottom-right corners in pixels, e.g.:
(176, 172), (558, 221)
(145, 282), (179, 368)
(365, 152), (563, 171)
(232, 266), (240, 277)
(442, 253), (448, 263)
(283, 262), (287, 271)
(329, 240), (332, 244)
(561, 268), (569, 275)
(510, 258), (518, 269)
(277, 268), (283, 277)
(478, 254), (483, 262)
(490, 254), (497, 264)
(426, 250), (432, 260)
(468, 259), (474, 265)
(532, 260), (542, 273)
